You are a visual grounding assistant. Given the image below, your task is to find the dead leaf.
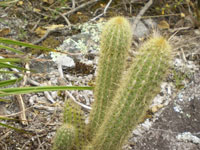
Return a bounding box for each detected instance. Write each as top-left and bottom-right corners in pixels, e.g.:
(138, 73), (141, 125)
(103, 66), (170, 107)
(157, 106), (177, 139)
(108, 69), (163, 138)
(77, 12), (82, 15)
(44, 24), (64, 30)
(35, 27), (46, 37)
(0, 28), (10, 37)
(98, 18), (105, 22)
(158, 20), (170, 29)
(35, 24), (64, 37)
(17, 1), (23, 5)
(180, 13), (185, 18)
(43, 0), (54, 4)
(100, 3), (105, 7)
(151, 104), (164, 113)
(33, 8), (41, 13)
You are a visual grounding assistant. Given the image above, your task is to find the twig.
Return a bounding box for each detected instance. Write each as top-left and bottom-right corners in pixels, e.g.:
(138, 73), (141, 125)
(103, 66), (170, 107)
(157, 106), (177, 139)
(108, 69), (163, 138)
(122, 0), (128, 11)
(32, 29), (53, 45)
(127, 0), (138, 14)
(66, 90), (91, 111)
(181, 48), (187, 62)
(47, 7), (71, 26)
(36, 134), (45, 150)
(32, 26), (68, 44)
(27, 78), (40, 86)
(129, 1), (132, 14)
(132, 0), (153, 32)
(15, 63), (30, 125)
(0, 106), (32, 117)
(30, 19), (41, 33)
(21, 133), (47, 150)
(72, 0), (76, 9)
(44, 91), (56, 103)
(57, 77), (91, 111)
(0, 131), (12, 141)
(61, 0), (100, 17)
(27, 79), (56, 103)
(90, 0), (112, 21)
(59, 13), (71, 26)
(15, 95), (28, 125)
(130, 0), (138, 3)
(0, 141), (7, 150)
(57, 64), (64, 78)
(168, 26), (191, 41)
(33, 105), (61, 112)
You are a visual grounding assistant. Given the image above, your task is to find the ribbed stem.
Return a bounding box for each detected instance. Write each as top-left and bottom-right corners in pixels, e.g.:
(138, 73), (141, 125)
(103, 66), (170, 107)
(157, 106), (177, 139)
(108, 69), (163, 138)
(87, 16), (132, 139)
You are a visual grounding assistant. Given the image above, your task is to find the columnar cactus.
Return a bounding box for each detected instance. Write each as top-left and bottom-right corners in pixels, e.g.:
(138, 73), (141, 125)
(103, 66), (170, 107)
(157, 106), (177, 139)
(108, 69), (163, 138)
(86, 35), (172, 150)
(53, 123), (76, 150)
(52, 16), (172, 150)
(87, 16), (132, 139)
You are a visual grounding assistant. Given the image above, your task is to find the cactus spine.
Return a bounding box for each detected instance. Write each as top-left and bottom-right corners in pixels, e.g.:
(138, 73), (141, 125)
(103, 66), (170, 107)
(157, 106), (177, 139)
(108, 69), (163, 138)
(87, 16), (132, 139)
(86, 36), (172, 150)
(53, 123), (76, 150)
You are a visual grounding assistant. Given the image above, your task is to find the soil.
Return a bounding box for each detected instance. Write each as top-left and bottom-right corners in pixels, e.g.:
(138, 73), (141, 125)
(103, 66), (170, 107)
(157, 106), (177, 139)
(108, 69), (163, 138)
(0, 0), (200, 150)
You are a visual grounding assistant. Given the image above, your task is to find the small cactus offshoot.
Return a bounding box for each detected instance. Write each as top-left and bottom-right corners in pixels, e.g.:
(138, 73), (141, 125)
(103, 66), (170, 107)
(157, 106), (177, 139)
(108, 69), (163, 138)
(63, 100), (86, 149)
(53, 123), (76, 150)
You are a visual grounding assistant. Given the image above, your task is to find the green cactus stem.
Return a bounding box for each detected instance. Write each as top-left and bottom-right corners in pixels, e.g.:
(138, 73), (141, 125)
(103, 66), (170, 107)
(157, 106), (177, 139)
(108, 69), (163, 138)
(87, 16), (132, 139)
(86, 35), (172, 150)
(63, 100), (86, 150)
(53, 123), (76, 150)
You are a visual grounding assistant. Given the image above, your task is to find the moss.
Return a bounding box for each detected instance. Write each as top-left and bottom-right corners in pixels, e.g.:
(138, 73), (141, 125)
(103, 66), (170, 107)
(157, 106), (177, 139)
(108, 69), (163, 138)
(50, 21), (105, 61)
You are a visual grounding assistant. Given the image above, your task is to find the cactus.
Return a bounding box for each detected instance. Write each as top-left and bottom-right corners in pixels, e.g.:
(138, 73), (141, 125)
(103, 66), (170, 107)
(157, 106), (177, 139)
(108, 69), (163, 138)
(86, 35), (172, 150)
(53, 123), (76, 150)
(52, 16), (172, 150)
(63, 100), (86, 150)
(87, 16), (132, 139)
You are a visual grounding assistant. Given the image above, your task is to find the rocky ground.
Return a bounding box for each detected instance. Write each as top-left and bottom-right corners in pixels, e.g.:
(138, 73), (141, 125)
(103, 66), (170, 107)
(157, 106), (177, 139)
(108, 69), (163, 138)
(0, 1), (200, 150)
(129, 71), (200, 150)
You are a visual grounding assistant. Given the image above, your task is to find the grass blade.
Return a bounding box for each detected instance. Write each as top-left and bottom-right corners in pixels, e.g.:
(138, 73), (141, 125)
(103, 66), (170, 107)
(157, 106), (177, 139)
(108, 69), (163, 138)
(0, 37), (56, 52)
(0, 78), (23, 87)
(0, 0), (19, 7)
(0, 44), (24, 54)
(0, 86), (93, 97)
(0, 58), (27, 63)
(0, 62), (29, 71)
(0, 122), (32, 134)
(0, 117), (18, 121)
(0, 98), (11, 102)
(0, 70), (23, 74)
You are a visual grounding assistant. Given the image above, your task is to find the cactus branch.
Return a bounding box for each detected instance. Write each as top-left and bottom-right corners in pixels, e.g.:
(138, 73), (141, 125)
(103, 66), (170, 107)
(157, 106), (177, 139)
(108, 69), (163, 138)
(87, 16), (132, 139)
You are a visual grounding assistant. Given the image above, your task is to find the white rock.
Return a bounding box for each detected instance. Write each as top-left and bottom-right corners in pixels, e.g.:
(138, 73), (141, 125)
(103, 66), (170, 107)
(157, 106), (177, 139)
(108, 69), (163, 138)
(176, 132), (200, 144)
(50, 52), (75, 67)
